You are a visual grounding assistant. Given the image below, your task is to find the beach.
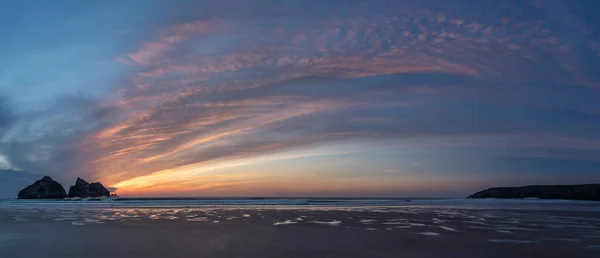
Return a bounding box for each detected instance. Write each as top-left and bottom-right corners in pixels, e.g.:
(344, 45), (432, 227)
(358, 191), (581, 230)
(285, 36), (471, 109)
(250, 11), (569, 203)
(1, 199), (600, 258)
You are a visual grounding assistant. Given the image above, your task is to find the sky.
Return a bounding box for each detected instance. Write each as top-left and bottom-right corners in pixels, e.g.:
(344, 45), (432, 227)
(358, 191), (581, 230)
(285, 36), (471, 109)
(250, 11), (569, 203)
(1, 0), (599, 198)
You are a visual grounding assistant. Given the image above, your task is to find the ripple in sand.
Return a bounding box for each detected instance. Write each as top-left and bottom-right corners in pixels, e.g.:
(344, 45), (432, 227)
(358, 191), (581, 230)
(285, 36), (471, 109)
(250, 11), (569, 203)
(360, 219), (377, 223)
(13, 216), (29, 222)
(469, 226), (534, 231)
(97, 215), (118, 221)
(273, 220), (298, 226)
(53, 217), (77, 221)
(416, 232), (440, 236)
(489, 239), (533, 243)
(439, 226), (458, 232)
(187, 217), (209, 222)
(465, 221), (487, 225)
(539, 238), (580, 242)
(308, 220), (342, 226)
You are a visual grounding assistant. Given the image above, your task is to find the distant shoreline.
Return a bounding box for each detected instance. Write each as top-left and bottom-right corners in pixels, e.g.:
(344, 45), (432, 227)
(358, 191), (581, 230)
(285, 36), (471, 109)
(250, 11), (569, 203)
(469, 184), (600, 201)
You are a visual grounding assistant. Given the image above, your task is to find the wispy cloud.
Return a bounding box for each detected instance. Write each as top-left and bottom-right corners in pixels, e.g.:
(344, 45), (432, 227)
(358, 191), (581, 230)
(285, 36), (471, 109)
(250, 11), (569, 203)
(77, 1), (600, 190)
(1, 1), (600, 196)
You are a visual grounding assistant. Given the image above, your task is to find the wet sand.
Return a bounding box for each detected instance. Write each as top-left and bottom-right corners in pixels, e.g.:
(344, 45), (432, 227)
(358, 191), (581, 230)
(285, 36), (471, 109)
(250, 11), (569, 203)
(1, 206), (600, 258)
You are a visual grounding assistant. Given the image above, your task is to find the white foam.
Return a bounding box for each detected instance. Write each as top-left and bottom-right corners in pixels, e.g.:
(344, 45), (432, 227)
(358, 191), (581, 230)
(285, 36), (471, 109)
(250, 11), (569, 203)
(242, 214), (251, 217)
(497, 230), (513, 234)
(309, 220), (342, 226)
(586, 245), (600, 250)
(365, 228), (377, 231)
(71, 221), (85, 226)
(273, 220), (298, 225)
(416, 232), (440, 236)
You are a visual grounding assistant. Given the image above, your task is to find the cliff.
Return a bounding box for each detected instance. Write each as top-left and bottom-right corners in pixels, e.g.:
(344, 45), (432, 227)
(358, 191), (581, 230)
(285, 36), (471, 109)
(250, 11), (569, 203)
(468, 184), (600, 201)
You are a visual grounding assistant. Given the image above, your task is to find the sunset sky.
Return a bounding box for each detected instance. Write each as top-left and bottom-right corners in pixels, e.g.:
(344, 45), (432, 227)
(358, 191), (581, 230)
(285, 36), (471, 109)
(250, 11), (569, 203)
(1, 0), (599, 197)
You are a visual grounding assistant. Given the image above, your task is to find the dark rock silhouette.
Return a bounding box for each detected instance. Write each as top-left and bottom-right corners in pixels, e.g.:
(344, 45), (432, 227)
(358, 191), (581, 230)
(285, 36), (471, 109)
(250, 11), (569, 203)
(468, 184), (600, 201)
(68, 177), (111, 198)
(17, 176), (67, 199)
(68, 178), (89, 197)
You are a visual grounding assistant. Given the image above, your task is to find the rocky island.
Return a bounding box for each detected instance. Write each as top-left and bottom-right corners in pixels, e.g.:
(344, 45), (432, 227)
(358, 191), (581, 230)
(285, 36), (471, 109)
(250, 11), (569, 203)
(468, 184), (600, 201)
(68, 177), (110, 198)
(18, 176), (67, 199)
(17, 176), (111, 199)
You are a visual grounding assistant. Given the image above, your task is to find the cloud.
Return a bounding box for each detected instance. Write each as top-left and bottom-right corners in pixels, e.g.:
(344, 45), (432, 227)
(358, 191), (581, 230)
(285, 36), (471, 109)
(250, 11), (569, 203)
(0, 95), (13, 131)
(0, 170), (42, 198)
(128, 20), (217, 65)
(0, 153), (11, 170)
(74, 1), (600, 188)
(1, 0), (600, 195)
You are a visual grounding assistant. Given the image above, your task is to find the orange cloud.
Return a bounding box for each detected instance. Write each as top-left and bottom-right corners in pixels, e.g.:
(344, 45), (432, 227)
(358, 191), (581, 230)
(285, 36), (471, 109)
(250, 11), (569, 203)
(76, 2), (600, 195)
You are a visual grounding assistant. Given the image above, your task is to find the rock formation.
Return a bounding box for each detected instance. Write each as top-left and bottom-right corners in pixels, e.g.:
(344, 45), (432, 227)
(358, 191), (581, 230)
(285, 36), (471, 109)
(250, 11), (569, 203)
(17, 176), (67, 199)
(468, 184), (600, 201)
(68, 177), (111, 198)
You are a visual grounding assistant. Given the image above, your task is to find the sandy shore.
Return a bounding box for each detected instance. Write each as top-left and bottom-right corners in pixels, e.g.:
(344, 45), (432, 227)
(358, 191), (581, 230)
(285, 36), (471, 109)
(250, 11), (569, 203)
(1, 206), (600, 258)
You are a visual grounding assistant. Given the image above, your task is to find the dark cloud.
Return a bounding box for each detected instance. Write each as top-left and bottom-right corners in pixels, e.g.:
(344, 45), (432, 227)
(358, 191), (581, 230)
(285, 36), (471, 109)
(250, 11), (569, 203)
(0, 170), (42, 198)
(0, 95), (14, 131)
(0, 94), (120, 184)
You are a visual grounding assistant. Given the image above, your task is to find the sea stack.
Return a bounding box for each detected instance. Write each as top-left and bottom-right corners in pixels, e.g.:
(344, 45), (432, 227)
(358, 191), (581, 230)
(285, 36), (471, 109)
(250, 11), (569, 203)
(468, 184), (600, 201)
(68, 177), (111, 198)
(17, 176), (67, 199)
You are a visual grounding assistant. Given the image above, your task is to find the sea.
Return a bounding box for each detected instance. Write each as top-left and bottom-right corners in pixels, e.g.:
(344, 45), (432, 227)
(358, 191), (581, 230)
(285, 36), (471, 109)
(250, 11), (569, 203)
(1, 197), (599, 211)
